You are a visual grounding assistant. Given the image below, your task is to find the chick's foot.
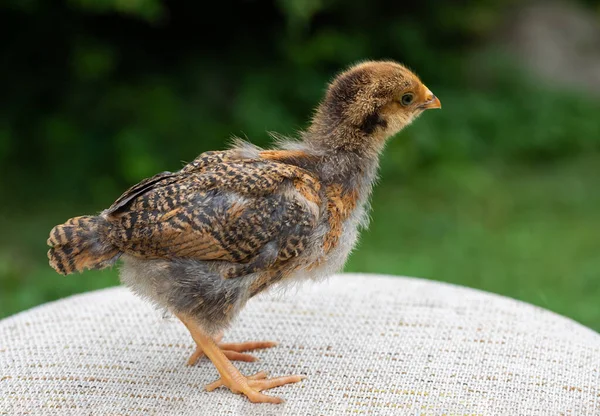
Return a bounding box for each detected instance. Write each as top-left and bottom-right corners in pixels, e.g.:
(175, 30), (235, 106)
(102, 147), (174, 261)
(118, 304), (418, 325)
(205, 371), (305, 404)
(177, 313), (304, 404)
(187, 336), (278, 366)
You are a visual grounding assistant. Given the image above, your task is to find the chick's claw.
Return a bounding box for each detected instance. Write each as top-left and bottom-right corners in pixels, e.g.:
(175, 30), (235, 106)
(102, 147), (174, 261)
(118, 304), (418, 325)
(220, 340), (278, 352)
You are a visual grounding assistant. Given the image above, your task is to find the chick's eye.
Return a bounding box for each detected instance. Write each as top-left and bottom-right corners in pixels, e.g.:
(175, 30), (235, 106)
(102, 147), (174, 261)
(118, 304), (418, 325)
(400, 93), (414, 106)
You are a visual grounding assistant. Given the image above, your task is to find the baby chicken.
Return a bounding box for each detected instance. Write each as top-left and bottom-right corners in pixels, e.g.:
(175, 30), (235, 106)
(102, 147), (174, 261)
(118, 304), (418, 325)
(47, 61), (441, 404)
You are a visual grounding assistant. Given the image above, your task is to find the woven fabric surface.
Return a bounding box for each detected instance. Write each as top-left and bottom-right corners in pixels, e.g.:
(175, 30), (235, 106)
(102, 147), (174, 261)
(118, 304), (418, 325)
(1, 273), (599, 416)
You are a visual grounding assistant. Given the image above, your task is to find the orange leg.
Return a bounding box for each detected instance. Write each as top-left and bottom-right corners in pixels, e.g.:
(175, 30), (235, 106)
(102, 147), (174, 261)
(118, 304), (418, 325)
(177, 314), (305, 404)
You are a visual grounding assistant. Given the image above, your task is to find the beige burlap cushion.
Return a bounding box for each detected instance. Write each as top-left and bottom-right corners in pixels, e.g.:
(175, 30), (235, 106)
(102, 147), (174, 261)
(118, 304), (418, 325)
(1, 273), (599, 415)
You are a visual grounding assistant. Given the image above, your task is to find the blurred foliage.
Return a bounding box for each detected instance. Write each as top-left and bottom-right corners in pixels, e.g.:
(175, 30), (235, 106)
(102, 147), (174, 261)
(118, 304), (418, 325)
(0, 1), (599, 330)
(2, 0), (599, 205)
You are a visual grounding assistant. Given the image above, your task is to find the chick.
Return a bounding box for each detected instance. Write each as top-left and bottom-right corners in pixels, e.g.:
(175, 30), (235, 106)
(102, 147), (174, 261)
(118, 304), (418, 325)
(47, 61), (441, 404)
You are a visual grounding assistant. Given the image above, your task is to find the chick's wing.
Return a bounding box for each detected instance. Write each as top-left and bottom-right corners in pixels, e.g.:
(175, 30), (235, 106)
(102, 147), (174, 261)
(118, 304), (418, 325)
(103, 154), (322, 272)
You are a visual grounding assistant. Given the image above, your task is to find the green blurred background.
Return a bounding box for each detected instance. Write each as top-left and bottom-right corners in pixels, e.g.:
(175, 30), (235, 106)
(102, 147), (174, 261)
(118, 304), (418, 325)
(1, 0), (599, 331)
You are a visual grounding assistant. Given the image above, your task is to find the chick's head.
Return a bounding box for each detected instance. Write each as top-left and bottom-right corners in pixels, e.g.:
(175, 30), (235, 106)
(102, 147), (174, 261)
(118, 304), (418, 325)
(309, 60), (441, 154)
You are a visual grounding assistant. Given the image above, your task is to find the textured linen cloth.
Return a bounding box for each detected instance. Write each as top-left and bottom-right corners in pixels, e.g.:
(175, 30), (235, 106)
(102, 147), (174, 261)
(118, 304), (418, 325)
(1, 273), (599, 416)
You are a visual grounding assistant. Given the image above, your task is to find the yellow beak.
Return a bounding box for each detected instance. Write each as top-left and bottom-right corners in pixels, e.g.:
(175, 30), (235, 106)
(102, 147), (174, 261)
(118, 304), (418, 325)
(421, 88), (442, 110)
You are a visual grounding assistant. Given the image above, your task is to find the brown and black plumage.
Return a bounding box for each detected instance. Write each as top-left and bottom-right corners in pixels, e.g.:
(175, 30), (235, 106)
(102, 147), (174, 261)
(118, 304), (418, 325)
(47, 60), (441, 403)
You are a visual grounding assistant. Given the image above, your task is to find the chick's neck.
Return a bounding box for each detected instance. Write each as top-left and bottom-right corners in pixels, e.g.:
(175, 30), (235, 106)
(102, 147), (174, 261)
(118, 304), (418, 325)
(281, 134), (382, 210)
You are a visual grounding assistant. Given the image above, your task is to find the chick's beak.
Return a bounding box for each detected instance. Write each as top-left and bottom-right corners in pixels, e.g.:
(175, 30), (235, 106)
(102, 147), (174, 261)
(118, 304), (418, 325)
(421, 88), (441, 110)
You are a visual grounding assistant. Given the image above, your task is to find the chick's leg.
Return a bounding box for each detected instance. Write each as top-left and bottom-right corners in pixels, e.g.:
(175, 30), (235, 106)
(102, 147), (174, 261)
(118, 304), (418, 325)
(187, 332), (278, 366)
(177, 314), (304, 404)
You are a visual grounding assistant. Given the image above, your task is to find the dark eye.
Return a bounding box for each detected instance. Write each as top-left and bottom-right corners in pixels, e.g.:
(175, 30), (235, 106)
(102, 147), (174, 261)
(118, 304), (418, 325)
(400, 93), (414, 106)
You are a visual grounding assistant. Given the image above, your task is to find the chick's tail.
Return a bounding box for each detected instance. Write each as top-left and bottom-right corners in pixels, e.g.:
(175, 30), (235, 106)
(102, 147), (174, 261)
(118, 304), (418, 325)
(47, 215), (120, 275)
